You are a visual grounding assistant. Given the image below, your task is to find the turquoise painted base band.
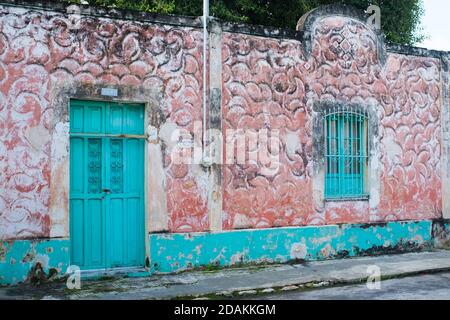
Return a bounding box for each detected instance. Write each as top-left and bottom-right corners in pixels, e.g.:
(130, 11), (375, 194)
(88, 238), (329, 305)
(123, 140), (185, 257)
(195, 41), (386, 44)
(149, 221), (433, 273)
(1, 220), (448, 286)
(0, 239), (70, 285)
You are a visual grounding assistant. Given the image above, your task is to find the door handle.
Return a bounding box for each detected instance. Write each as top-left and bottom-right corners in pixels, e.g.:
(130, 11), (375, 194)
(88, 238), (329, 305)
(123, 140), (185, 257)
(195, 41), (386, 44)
(102, 189), (111, 194)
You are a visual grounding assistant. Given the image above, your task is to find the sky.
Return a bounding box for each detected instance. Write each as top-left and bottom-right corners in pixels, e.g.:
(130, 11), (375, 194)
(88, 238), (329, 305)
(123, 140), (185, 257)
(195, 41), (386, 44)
(418, 0), (450, 51)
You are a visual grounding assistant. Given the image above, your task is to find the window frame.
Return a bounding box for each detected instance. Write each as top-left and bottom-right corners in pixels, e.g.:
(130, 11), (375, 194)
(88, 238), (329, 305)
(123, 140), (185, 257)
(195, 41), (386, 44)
(324, 109), (369, 200)
(312, 101), (379, 205)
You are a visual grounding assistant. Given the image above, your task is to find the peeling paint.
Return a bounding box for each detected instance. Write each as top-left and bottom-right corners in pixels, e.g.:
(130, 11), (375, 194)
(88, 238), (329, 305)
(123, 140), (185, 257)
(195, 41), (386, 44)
(0, 1), (448, 286)
(432, 220), (450, 249)
(0, 3), (209, 238)
(222, 14), (443, 229)
(149, 221), (433, 273)
(290, 243), (308, 260)
(0, 2), (446, 239)
(0, 239), (69, 285)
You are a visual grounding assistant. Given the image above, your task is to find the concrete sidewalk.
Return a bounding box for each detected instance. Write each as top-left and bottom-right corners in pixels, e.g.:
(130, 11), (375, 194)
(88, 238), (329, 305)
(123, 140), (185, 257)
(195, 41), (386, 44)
(2, 250), (450, 300)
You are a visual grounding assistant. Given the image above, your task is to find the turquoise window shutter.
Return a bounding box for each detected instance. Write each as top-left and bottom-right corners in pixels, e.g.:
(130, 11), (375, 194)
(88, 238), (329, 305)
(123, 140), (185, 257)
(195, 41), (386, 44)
(324, 108), (369, 200)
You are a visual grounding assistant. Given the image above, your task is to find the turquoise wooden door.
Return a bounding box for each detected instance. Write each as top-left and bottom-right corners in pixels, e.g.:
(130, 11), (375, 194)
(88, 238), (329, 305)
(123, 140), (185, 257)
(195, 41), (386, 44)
(70, 100), (145, 270)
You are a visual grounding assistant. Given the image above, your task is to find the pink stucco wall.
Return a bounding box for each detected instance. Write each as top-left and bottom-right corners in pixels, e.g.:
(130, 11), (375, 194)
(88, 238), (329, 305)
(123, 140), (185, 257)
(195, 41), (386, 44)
(0, 4), (445, 240)
(222, 17), (443, 229)
(222, 34), (314, 229)
(0, 5), (208, 239)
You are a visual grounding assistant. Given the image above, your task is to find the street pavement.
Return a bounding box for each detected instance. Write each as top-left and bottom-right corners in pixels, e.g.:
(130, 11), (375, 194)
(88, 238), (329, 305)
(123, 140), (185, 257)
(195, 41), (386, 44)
(248, 272), (450, 300)
(2, 250), (450, 300)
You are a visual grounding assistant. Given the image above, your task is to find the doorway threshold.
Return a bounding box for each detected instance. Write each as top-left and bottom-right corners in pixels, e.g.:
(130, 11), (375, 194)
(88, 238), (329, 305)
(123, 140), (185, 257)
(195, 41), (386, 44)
(80, 267), (150, 281)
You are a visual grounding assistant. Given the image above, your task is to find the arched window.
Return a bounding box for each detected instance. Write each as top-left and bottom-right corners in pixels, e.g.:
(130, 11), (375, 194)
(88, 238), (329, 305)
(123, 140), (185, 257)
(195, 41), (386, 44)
(324, 107), (369, 199)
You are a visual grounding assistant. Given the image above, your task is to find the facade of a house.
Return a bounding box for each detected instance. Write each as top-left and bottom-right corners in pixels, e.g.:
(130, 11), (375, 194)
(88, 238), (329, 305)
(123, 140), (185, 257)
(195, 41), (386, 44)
(1, 0), (450, 285)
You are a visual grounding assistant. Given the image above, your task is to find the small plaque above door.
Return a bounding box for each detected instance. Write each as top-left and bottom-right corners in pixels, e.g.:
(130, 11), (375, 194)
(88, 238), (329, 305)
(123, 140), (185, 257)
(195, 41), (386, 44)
(101, 88), (118, 97)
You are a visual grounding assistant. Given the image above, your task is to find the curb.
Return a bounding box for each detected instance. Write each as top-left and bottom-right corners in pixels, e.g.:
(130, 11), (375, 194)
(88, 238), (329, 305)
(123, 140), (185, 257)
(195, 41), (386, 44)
(172, 264), (450, 300)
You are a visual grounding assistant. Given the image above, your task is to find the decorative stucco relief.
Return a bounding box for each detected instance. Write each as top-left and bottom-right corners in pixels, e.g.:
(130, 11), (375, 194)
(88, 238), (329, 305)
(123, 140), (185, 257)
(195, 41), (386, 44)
(222, 33), (314, 230)
(0, 5), (444, 239)
(223, 16), (442, 229)
(0, 7), (208, 240)
(379, 54), (442, 221)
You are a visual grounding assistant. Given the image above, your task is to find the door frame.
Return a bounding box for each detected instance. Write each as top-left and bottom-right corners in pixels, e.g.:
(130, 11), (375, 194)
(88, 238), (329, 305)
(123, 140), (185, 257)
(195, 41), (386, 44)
(68, 98), (149, 271)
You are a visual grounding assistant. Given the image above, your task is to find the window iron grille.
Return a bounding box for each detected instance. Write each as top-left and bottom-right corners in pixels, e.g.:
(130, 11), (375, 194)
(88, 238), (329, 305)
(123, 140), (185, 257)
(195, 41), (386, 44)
(324, 105), (369, 200)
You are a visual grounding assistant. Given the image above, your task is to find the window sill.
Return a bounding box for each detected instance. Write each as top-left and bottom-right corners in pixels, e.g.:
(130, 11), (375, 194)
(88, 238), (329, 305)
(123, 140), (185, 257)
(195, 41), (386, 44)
(324, 196), (370, 203)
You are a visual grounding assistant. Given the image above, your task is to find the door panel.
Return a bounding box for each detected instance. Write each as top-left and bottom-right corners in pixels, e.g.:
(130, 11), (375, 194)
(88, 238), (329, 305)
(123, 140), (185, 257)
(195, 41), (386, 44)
(125, 106), (145, 135)
(86, 105), (103, 134)
(70, 137), (84, 193)
(124, 138), (145, 266)
(70, 137), (105, 270)
(70, 199), (84, 266)
(70, 100), (145, 270)
(105, 138), (145, 268)
(109, 105), (124, 135)
(106, 103), (145, 135)
(85, 198), (104, 268)
(70, 105), (84, 133)
(125, 197), (141, 266)
(107, 197), (124, 267)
